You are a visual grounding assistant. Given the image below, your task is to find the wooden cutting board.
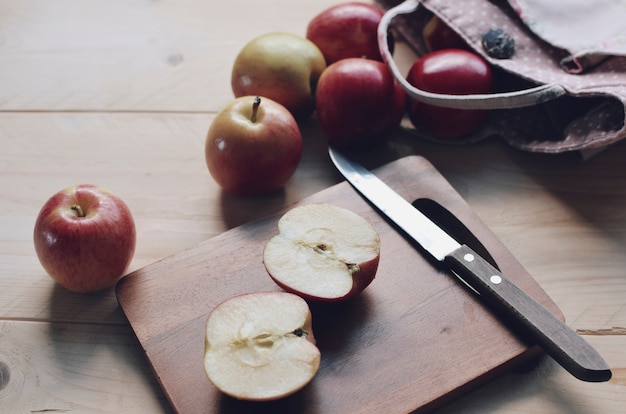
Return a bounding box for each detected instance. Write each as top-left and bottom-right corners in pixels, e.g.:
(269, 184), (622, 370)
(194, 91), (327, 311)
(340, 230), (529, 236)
(116, 155), (563, 413)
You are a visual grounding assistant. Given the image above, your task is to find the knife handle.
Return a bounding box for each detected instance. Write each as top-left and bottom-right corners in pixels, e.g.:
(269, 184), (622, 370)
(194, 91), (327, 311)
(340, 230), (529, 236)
(444, 244), (612, 382)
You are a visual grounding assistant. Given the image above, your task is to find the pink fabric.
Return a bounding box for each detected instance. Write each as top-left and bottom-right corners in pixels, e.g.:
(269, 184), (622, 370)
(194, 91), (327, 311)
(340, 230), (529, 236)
(376, 0), (626, 155)
(508, 0), (626, 73)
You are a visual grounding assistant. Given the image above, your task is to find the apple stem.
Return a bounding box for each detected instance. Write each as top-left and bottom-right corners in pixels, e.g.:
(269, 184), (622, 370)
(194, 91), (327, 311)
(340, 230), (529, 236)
(71, 204), (86, 218)
(251, 96), (261, 123)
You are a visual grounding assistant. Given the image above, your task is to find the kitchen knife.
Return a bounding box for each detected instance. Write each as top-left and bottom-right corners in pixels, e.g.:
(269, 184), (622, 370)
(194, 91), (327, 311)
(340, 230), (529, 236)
(328, 146), (612, 383)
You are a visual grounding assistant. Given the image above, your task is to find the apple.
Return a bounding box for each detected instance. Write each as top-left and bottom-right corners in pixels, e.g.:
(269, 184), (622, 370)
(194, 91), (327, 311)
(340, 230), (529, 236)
(33, 184), (136, 293)
(314, 58), (406, 149)
(231, 32), (326, 120)
(205, 96), (303, 196)
(306, 2), (388, 64)
(422, 14), (466, 52)
(263, 203), (380, 302)
(203, 291), (321, 401)
(406, 48), (494, 138)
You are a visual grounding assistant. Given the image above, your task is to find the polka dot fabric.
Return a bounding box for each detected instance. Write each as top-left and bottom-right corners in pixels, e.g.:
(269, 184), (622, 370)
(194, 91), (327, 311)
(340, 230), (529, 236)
(376, 0), (626, 155)
(508, 0), (626, 74)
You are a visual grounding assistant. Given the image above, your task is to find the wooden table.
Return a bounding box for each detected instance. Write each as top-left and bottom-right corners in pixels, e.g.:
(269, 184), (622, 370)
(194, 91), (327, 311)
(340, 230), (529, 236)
(1, 1), (624, 412)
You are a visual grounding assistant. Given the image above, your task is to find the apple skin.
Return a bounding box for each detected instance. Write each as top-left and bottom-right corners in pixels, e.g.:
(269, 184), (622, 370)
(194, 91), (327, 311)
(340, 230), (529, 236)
(231, 32), (326, 120)
(33, 184), (136, 293)
(269, 255), (379, 303)
(306, 2), (386, 64)
(422, 14), (466, 52)
(205, 96), (303, 196)
(204, 292), (320, 401)
(314, 58), (406, 149)
(263, 203), (380, 302)
(406, 49), (493, 138)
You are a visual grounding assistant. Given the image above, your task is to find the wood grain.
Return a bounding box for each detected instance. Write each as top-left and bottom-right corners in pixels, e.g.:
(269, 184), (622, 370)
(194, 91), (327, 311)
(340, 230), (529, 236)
(0, 0), (417, 112)
(0, 320), (172, 413)
(0, 111), (338, 323)
(1, 0), (625, 412)
(446, 245), (611, 382)
(117, 155), (565, 413)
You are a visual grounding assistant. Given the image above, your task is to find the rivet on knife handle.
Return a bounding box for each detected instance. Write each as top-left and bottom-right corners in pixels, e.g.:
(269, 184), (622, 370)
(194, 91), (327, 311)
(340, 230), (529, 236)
(328, 146), (612, 383)
(445, 244), (612, 383)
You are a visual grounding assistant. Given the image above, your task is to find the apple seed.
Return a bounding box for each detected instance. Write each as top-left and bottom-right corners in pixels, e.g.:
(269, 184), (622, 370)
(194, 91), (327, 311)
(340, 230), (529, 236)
(290, 328), (307, 338)
(346, 262), (360, 274)
(251, 333), (275, 348)
(263, 203), (380, 301)
(311, 241), (359, 274)
(203, 292), (320, 400)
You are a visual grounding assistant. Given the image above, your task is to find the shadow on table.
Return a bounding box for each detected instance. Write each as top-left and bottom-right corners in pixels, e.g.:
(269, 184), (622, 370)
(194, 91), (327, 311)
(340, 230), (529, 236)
(45, 284), (174, 412)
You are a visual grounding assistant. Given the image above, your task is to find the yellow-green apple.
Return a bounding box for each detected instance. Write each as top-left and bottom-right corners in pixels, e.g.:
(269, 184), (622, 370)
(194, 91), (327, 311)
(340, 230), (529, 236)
(406, 48), (493, 138)
(205, 96), (302, 196)
(264, 203), (380, 302)
(33, 184), (136, 293)
(422, 14), (466, 52)
(314, 58), (406, 149)
(306, 2), (387, 64)
(231, 32), (326, 120)
(203, 292), (320, 401)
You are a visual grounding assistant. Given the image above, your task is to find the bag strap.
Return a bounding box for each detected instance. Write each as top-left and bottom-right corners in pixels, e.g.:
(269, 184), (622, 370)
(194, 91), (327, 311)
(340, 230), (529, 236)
(378, 0), (566, 110)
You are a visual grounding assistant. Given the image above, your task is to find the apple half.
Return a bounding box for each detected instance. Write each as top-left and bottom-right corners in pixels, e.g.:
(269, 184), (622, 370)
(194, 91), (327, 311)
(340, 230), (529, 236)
(203, 292), (321, 401)
(264, 203), (380, 301)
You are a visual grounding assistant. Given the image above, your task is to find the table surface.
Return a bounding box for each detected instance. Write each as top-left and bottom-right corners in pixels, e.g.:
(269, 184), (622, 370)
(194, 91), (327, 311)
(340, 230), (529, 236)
(1, 1), (624, 413)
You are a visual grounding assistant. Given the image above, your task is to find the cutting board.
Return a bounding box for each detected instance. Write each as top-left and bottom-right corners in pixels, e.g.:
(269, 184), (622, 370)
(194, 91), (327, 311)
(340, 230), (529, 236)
(116, 155), (563, 413)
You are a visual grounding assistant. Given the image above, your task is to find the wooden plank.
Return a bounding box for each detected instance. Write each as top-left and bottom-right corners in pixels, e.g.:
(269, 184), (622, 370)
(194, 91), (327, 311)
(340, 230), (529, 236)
(0, 320), (172, 413)
(2, 110), (626, 330)
(0, 0), (409, 112)
(0, 112), (339, 322)
(116, 155), (570, 413)
(436, 335), (626, 413)
(1, 321), (623, 413)
(1, 0), (624, 412)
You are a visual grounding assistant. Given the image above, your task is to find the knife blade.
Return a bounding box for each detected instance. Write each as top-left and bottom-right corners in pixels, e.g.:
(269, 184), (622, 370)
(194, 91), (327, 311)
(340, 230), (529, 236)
(328, 146), (612, 383)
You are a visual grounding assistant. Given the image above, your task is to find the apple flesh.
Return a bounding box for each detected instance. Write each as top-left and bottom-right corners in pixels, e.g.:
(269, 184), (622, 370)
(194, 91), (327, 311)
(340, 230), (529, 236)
(33, 184), (136, 293)
(264, 203), (380, 302)
(315, 58), (406, 149)
(203, 292), (320, 401)
(205, 96), (302, 196)
(231, 32), (326, 120)
(306, 2), (386, 64)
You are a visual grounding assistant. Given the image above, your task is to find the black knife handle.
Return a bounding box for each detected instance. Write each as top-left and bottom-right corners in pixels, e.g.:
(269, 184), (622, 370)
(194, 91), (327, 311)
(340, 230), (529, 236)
(444, 244), (612, 382)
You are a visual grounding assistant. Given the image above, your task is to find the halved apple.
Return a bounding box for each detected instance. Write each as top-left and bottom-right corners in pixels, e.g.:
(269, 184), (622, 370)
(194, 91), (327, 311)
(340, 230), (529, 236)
(203, 292), (320, 401)
(263, 203), (380, 301)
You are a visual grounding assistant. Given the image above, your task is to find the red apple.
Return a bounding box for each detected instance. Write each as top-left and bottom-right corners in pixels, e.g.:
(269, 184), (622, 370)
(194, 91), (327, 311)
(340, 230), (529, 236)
(33, 184), (136, 293)
(205, 96), (303, 196)
(306, 2), (386, 64)
(231, 32), (326, 120)
(314, 58), (406, 149)
(406, 48), (493, 138)
(422, 14), (466, 52)
(264, 203), (380, 302)
(204, 292), (320, 401)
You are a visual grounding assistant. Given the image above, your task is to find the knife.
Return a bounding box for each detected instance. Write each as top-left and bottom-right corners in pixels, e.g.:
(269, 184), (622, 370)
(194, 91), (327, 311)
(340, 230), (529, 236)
(328, 146), (612, 383)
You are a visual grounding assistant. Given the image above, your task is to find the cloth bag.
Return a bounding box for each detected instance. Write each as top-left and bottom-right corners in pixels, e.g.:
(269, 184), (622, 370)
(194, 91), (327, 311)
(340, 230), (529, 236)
(375, 0), (626, 158)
